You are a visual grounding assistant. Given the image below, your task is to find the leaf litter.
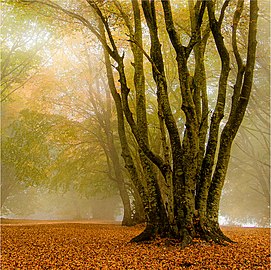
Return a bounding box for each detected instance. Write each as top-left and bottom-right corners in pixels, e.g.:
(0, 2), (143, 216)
(1, 221), (270, 269)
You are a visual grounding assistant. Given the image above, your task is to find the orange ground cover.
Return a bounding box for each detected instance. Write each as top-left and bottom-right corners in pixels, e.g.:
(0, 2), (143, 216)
(1, 221), (270, 269)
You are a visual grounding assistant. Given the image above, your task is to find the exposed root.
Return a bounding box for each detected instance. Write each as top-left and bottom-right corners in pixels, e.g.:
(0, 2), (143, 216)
(130, 221), (236, 247)
(130, 224), (155, 243)
(196, 221), (236, 245)
(180, 229), (193, 248)
(215, 226), (236, 244)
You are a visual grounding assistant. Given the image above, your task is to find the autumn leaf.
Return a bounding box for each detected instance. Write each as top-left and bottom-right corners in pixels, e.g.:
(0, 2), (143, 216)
(1, 221), (270, 269)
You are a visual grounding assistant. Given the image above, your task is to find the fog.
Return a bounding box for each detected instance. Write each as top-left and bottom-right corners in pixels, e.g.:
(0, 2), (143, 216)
(1, 173), (269, 227)
(1, 187), (123, 222)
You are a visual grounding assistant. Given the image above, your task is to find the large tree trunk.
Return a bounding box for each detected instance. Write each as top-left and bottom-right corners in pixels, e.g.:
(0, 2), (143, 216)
(130, 0), (172, 241)
(87, 0), (258, 245)
(193, 0), (231, 239)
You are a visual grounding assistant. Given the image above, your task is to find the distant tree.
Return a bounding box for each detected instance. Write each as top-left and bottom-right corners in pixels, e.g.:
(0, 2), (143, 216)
(1, 109), (54, 206)
(25, 34), (143, 225)
(0, 4), (53, 102)
(1, 109), (118, 212)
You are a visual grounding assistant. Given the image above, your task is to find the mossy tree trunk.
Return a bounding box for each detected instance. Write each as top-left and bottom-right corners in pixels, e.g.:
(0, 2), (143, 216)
(93, 0), (258, 245)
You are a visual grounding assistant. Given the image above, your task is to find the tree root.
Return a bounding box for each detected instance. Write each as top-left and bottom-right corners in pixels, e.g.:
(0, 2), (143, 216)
(197, 221), (236, 245)
(130, 224), (155, 243)
(130, 221), (236, 247)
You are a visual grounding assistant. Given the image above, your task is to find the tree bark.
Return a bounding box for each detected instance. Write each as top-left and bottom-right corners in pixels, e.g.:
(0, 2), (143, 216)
(207, 0), (258, 227)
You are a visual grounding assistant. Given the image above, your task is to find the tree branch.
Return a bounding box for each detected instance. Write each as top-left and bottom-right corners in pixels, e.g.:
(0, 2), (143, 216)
(19, 0), (116, 59)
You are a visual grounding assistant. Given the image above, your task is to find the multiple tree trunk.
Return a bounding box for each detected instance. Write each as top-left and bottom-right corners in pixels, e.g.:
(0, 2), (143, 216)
(21, 0), (258, 246)
(94, 0), (258, 245)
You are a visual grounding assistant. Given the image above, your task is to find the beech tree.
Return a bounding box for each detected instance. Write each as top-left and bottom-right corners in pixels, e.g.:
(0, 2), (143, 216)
(11, 0), (259, 246)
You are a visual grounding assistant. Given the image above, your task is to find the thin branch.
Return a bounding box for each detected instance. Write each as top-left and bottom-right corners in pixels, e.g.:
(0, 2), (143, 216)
(19, 0), (116, 59)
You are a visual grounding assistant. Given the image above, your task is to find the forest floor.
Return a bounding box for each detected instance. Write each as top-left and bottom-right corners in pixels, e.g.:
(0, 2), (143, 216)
(1, 219), (270, 269)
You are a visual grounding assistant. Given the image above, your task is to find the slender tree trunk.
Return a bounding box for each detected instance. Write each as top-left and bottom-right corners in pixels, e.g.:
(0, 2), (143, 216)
(207, 0), (258, 226)
(86, 76), (134, 226)
(99, 18), (149, 226)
